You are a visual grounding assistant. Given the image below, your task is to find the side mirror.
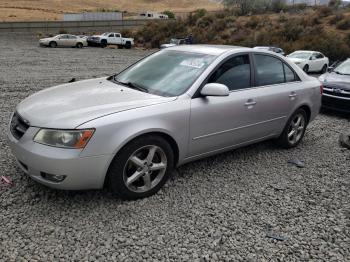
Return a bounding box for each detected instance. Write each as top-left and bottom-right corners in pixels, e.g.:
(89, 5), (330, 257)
(327, 66), (334, 72)
(200, 83), (229, 97)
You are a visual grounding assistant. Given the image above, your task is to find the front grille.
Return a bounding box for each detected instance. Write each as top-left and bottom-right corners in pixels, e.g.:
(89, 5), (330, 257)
(322, 96), (350, 113)
(10, 112), (30, 140)
(323, 85), (350, 99)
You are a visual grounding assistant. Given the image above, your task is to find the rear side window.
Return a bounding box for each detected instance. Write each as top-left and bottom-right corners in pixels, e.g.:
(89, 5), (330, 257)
(284, 64), (297, 82)
(316, 53), (324, 59)
(254, 54), (284, 86)
(254, 54), (299, 86)
(208, 55), (251, 91)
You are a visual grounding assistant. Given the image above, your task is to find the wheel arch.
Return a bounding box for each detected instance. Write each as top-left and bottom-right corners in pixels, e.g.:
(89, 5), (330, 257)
(103, 131), (180, 188)
(298, 104), (311, 124)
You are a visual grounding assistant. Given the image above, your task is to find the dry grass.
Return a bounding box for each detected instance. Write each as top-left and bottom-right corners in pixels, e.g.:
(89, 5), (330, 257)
(0, 0), (222, 21)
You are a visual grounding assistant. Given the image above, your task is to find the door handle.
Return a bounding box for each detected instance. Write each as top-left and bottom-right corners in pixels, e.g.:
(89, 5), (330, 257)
(289, 92), (298, 99)
(245, 100), (257, 107)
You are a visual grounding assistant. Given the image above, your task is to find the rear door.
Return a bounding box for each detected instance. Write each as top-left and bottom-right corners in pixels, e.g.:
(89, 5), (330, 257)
(115, 33), (122, 45)
(67, 35), (77, 46)
(250, 53), (301, 134)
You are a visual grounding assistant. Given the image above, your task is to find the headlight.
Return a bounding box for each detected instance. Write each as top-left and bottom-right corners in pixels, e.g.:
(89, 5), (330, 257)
(34, 129), (95, 149)
(318, 75), (325, 82)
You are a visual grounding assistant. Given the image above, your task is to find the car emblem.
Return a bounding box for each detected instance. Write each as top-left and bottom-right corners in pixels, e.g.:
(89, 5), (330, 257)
(333, 88), (342, 93)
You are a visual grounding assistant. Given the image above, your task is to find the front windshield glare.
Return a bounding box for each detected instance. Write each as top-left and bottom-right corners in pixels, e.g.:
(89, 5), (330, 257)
(288, 52), (311, 59)
(116, 51), (216, 97)
(334, 60), (350, 75)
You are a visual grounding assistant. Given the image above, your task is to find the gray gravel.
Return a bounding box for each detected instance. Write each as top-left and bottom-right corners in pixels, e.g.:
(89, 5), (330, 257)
(1, 33), (350, 261)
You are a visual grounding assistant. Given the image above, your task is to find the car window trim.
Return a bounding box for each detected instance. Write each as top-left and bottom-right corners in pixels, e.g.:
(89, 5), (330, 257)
(192, 52), (255, 98)
(251, 52), (301, 87)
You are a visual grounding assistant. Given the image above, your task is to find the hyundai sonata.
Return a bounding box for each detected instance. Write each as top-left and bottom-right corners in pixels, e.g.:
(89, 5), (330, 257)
(8, 45), (322, 199)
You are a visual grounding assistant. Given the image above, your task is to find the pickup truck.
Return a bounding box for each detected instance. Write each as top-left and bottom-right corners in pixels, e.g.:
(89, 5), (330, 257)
(87, 32), (134, 49)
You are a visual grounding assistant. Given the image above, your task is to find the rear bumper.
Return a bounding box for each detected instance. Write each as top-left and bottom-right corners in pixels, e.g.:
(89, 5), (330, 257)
(322, 95), (350, 113)
(8, 126), (111, 190)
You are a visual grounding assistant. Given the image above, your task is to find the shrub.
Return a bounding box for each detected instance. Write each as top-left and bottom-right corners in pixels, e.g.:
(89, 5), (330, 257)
(316, 6), (333, 18)
(329, 13), (344, 25)
(162, 10), (175, 19)
(59, 29), (67, 34)
(245, 16), (260, 29)
(336, 17), (350, 30)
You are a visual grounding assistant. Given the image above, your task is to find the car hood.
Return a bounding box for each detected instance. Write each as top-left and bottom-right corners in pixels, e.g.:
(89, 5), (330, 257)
(39, 37), (53, 42)
(161, 44), (176, 48)
(17, 78), (176, 129)
(321, 72), (350, 90)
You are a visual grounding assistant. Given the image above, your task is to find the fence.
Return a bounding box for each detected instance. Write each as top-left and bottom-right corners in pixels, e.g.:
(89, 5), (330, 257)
(0, 19), (161, 33)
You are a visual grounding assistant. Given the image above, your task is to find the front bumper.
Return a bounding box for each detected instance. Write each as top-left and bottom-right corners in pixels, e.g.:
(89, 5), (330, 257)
(322, 95), (350, 113)
(87, 40), (101, 47)
(8, 126), (112, 190)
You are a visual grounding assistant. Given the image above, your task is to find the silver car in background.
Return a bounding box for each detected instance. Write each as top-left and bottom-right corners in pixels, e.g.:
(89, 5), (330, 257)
(8, 45), (322, 199)
(39, 34), (88, 48)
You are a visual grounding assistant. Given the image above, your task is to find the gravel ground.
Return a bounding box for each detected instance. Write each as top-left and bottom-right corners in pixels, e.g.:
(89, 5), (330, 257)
(0, 33), (349, 261)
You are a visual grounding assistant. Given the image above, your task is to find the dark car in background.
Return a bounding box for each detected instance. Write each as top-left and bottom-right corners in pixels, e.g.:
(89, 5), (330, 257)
(87, 36), (103, 47)
(253, 46), (285, 56)
(319, 59), (350, 113)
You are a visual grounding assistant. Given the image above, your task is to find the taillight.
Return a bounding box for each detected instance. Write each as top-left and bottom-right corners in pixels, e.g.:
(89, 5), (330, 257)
(320, 85), (323, 95)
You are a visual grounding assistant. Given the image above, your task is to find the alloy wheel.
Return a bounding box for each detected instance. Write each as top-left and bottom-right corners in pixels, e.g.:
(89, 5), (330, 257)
(287, 113), (305, 145)
(123, 145), (167, 193)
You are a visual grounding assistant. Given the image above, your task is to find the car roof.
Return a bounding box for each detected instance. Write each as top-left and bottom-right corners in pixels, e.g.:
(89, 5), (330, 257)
(166, 45), (251, 56)
(292, 50), (315, 53)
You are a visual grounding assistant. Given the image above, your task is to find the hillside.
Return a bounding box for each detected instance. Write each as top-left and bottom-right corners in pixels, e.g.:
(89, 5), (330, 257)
(133, 7), (350, 61)
(0, 0), (222, 22)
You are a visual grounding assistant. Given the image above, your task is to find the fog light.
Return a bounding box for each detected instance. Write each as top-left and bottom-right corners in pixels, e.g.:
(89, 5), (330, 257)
(41, 172), (66, 182)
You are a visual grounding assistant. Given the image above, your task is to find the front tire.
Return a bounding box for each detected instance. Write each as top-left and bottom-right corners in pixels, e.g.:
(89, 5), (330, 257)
(321, 64), (328, 74)
(277, 108), (307, 148)
(101, 40), (107, 48)
(76, 42), (83, 48)
(106, 135), (174, 200)
(49, 41), (57, 48)
(303, 64), (309, 73)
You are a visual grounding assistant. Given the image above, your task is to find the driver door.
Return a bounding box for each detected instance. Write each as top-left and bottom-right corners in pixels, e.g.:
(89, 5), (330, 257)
(189, 54), (262, 156)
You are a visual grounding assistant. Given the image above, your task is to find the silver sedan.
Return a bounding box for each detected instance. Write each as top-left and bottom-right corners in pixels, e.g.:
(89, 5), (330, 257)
(39, 34), (88, 48)
(8, 45), (322, 199)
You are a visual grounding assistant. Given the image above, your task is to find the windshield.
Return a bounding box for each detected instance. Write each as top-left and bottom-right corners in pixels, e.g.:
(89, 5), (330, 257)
(115, 51), (216, 97)
(288, 52), (312, 59)
(170, 39), (179, 44)
(334, 60), (350, 75)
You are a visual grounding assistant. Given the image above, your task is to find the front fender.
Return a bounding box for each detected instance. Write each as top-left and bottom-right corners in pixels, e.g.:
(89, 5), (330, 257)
(78, 98), (191, 163)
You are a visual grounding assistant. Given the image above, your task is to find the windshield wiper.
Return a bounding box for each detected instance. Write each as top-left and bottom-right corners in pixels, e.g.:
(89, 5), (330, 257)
(113, 77), (148, 93)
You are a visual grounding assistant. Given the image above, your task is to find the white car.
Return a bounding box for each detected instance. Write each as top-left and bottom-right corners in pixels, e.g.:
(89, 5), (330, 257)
(88, 32), (134, 49)
(39, 34), (87, 48)
(287, 51), (329, 73)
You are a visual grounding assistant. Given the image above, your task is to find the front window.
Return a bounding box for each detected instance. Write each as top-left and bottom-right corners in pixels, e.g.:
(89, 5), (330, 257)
(288, 52), (312, 59)
(334, 60), (350, 75)
(208, 55), (251, 91)
(114, 51), (216, 97)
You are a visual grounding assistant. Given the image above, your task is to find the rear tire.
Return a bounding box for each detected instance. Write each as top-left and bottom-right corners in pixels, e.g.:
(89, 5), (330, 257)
(277, 108), (307, 148)
(303, 64), (309, 73)
(106, 135), (174, 200)
(125, 41), (132, 49)
(49, 41), (57, 48)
